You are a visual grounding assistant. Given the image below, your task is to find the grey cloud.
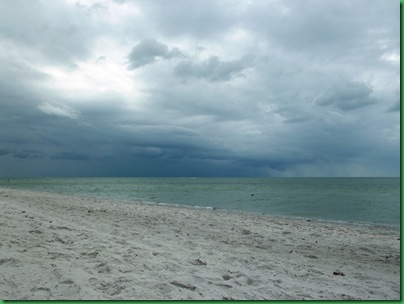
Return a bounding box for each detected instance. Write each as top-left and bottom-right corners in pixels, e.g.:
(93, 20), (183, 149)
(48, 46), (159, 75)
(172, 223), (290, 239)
(13, 150), (45, 159)
(316, 80), (376, 111)
(37, 102), (80, 119)
(0, 0), (399, 177)
(128, 39), (183, 69)
(0, 58), (49, 117)
(174, 56), (253, 82)
(0, 149), (10, 156)
(245, 0), (399, 61)
(141, 0), (237, 38)
(0, 1), (100, 66)
(386, 100), (400, 112)
(129, 145), (190, 161)
(50, 152), (92, 161)
(283, 115), (313, 124)
(236, 156), (316, 172)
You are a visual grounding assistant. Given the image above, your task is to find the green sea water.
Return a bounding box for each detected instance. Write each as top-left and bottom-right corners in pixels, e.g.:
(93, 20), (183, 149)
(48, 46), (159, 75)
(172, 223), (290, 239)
(0, 177), (400, 227)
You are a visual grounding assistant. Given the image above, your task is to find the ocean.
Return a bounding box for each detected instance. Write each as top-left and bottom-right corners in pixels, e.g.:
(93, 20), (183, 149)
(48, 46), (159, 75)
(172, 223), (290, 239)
(0, 177), (400, 227)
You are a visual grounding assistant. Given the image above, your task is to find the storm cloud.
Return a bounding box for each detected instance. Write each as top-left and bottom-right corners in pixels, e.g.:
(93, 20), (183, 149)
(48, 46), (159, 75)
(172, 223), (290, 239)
(174, 55), (253, 82)
(0, 0), (399, 177)
(128, 39), (184, 69)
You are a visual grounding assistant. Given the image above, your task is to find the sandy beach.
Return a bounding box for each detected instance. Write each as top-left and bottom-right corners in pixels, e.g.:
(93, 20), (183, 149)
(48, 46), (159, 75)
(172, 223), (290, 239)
(0, 187), (400, 300)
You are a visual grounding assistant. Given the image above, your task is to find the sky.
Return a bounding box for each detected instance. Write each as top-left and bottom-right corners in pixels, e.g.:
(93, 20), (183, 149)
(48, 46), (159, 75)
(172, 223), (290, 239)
(0, 0), (400, 177)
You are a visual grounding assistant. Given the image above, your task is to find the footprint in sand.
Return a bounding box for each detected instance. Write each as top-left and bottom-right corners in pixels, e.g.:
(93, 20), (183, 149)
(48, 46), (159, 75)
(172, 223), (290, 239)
(95, 262), (112, 274)
(221, 272), (255, 286)
(47, 251), (71, 259)
(52, 267), (65, 280)
(0, 258), (20, 267)
(54, 279), (81, 297)
(81, 251), (99, 258)
(89, 277), (102, 289)
(89, 277), (126, 296)
(51, 225), (72, 231)
(31, 287), (52, 298)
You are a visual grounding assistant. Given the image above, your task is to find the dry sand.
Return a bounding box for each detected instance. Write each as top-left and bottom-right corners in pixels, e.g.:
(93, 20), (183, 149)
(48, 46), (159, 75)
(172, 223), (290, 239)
(0, 187), (400, 300)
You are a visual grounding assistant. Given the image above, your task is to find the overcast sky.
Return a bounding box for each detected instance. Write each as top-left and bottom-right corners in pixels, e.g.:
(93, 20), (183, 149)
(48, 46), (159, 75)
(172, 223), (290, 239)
(0, 0), (400, 177)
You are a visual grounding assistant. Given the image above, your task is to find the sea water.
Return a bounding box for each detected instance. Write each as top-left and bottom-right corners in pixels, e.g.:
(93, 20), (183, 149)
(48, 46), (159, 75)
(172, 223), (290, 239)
(0, 177), (400, 227)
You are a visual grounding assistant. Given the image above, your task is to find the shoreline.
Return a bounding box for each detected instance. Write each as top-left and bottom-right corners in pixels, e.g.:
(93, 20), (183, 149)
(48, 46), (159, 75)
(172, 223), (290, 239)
(149, 201), (401, 231)
(0, 187), (400, 300)
(0, 185), (399, 230)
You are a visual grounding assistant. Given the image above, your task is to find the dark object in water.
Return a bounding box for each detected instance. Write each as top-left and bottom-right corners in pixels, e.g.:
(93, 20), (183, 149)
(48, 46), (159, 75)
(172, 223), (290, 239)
(333, 271), (345, 276)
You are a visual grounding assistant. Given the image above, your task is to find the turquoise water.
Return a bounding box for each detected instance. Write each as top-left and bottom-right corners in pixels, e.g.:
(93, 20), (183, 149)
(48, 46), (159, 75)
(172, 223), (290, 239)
(0, 177), (400, 227)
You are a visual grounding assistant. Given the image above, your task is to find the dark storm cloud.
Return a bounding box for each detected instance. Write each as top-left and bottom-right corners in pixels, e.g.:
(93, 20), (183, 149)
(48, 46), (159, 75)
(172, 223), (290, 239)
(0, 149), (10, 156)
(50, 152), (92, 161)
(315, 80), (377, 111)
(0, 0), (399, 177)
(12, 150), (45, 159)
